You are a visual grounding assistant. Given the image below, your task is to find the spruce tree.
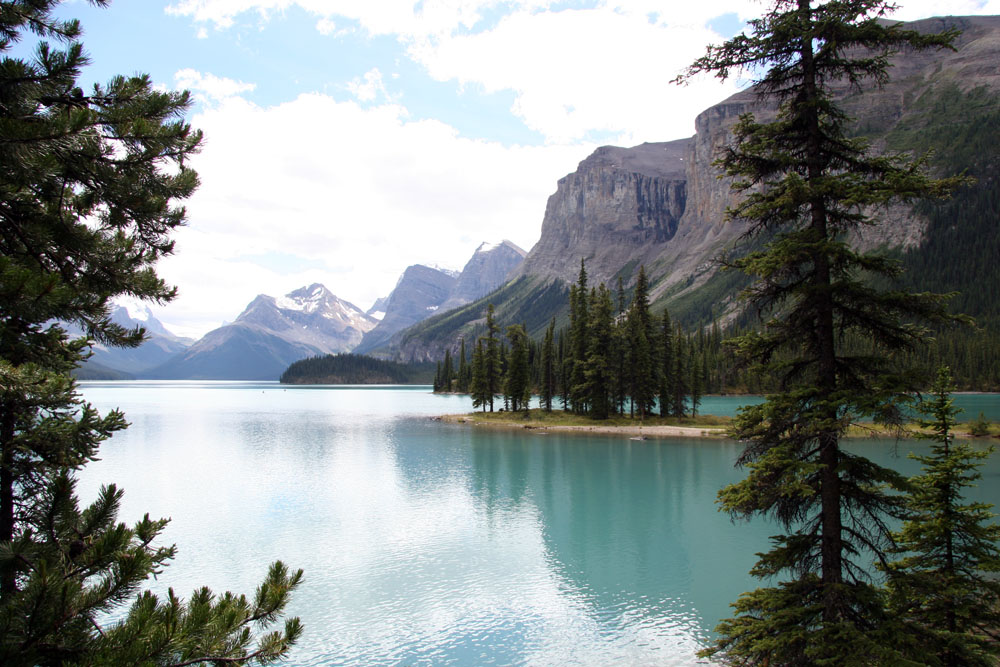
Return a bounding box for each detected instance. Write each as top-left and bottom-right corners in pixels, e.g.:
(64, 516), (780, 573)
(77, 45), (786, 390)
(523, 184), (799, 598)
(886, 367), (1000, 666)
(442, 349), (453, 392)
(568, 260), (589, 414)
(540, 319), (556, 412)
(626, 267), (659, 419)
(470, 339), (488, 412)
(483, 304), (501, 412)
(0, 1), (301, 662)
(457, 338), (469, 393)
(584, 285), (615, 420)
(659, 310), (674, 418)
(671, 329), (687, 418)
(682, 1), (965, 662)
(504, 324), (531, 413)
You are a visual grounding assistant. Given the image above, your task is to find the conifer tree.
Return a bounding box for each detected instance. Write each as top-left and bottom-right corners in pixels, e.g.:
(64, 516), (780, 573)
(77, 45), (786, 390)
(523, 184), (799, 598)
(682, 1), (965, 662)
(504, 324), (531, 413)
(540, 319), (556, 412)
(690, 349), (703, 418)
(584, 285), (615, 420)
(568, 260), (589, 414)
(457, 338), (469, 393)
(470, 340), (488, 412)
(886, 367), (1000, 666)
(659, 310), (675, 418)
(625, 267), (658, 419)
(671, 329), (688, 418)
(442, 349), (453, 392)
(483, 304), (501, 412)
(0, 1), (301, 662)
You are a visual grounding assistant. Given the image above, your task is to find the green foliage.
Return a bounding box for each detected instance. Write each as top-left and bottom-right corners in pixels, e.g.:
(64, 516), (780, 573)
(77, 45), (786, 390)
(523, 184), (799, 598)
(968, 412), (991, 437)
(503, 324), (531, 412)
(281, 354), (433, 385)
(886, 367), (1000, 665)
(0, 2), (301, 662)
(681, 0), (964, 662)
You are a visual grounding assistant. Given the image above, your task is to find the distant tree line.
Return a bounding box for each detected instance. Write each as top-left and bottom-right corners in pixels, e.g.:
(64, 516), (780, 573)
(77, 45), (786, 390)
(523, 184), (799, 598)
(283, 354), (433, 384)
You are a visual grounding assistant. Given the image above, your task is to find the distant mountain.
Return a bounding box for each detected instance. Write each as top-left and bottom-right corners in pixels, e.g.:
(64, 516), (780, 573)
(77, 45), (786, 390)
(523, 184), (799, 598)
(438, 240), (527, 312)
(68, 298), (193, 377)
(353, 265), (457, 355)
(354, 241), (527, 356)
(149, 284), (376, 380)
(367, 296), (389, 321)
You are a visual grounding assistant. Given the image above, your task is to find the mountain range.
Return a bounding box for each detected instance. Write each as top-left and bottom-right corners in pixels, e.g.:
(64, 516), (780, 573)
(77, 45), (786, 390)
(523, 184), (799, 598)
(81, 239), (527, 380)
(79, 14), (1000, 378)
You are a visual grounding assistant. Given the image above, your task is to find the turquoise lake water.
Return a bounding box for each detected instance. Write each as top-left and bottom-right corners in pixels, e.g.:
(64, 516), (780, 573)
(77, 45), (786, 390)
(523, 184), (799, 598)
(75, 382), (1000, 665)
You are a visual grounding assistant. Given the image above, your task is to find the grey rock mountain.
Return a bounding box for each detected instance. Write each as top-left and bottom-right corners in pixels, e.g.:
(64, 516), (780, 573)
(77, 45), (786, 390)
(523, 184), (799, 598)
(73, 300), (193, 378)
(377, 14), (1000, 361)
(149, 284), (376, 380)
(438, 240), (527, 312)
(353, 265), (458, 355)
(355, 241), (527, 355)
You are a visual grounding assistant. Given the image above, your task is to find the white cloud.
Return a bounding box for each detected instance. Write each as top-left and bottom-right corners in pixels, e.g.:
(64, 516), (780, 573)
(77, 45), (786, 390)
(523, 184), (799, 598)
(155, 85), (588, 336)
(316, 17), (336, 35)
(174, 69), (256, 103)
(412, 6), (746, 144)
(347, 67), (390, 102)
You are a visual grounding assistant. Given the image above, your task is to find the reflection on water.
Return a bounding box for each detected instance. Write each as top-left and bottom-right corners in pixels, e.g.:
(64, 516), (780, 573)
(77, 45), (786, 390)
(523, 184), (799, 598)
(75, 382), (999, 665)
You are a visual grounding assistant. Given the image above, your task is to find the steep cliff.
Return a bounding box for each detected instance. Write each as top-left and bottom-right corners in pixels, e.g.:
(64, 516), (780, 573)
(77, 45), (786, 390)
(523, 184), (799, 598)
(439, 240), (527, 311)
(379, 14), (1000, 361)
(353, 265), (458, 354)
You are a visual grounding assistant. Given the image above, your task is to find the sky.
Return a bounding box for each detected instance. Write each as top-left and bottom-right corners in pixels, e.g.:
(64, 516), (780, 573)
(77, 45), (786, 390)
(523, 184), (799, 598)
(42, 0), (1000, 337)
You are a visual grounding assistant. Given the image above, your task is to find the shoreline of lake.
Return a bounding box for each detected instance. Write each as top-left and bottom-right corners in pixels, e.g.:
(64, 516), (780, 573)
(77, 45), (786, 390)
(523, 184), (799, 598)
(439, 412), (999, 440)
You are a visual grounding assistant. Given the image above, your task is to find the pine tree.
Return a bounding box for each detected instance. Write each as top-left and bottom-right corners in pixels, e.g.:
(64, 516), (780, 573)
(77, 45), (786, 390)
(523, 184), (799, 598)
(671, 329), (687, 418)
(483, 304), (501, 412)
(442, 349), (453, 392)
(457, 338), (469, 393)
(470, 339), (488, 412)
(504, 324), (531, 413)
(540, 319), (556, 412)
(659, 310), (674, 418)
(886, 367), (1000, 666)
(682, 1), (965, 662)
(690, 348), (703, 418)
(0, 2), (301, 662)
(584, 284), (615, 420)
(568, 260), (589, 414)
(625, 266), (658, 419)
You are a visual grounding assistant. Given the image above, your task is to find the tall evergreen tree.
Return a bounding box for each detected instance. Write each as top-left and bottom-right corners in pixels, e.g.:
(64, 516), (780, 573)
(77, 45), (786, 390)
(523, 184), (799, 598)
(540, 319), (556, 412)
(683, 1), (965, 662)
(568, 260), (590, 414)
(470, 339), (488, 412)
(483, 304), (501, 412)
(442, 349), (453, 392)
(625, 266), (658, 419)
(671, 329), (688, 418)
(886, 367), (1000, 666)
(504, 324), (531, 412)
(690, 349), (703, 418)
(457, 338), (469, 393)
(584, 285), (615, 420)
(659, 310), (675, 418)
(0, 2), (301, 662)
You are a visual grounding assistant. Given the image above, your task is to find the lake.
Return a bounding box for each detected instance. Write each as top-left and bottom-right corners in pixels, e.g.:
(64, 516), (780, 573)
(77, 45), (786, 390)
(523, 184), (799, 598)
(75, 382), (1000, 665)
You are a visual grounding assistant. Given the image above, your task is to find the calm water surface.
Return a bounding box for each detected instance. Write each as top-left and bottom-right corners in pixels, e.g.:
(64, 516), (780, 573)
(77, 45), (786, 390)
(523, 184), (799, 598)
(75, 382), (1000, 666)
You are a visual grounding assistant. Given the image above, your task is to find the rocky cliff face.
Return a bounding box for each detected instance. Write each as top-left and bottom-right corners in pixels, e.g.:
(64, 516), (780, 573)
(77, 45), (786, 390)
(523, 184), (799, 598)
(515, 15), (1000, 306)
(513, 141), (690, 286)
(439, 240), (527, 311)
(354, 265), (458, 354)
